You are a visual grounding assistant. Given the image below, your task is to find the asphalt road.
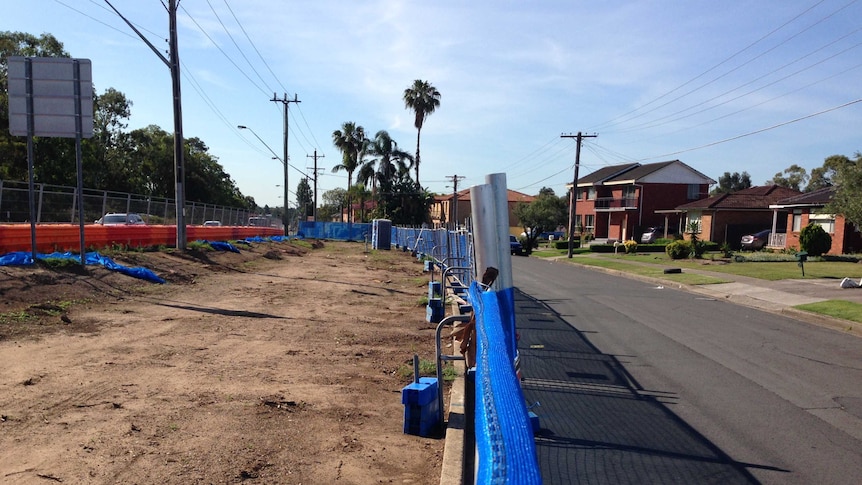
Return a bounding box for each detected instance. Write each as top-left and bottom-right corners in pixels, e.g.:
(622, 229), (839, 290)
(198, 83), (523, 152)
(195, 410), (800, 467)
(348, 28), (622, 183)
(512, 256), (862, 485)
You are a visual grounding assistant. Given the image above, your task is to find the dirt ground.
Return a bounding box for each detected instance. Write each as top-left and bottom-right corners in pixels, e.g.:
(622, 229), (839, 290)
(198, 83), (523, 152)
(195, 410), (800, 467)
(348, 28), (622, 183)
(0, 240), (447, 484)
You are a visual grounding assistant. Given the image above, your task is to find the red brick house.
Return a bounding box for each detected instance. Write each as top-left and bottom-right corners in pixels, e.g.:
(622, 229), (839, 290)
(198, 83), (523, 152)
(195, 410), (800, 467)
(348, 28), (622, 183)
(675, 185), (802, 248)
(570, 160), (714, 242)
(769, 186), (862, 254)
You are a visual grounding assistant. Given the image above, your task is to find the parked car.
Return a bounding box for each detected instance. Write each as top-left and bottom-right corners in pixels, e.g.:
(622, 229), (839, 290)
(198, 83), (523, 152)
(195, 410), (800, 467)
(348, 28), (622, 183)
(640, 226), (664, 244)
(203, 220), (222, 227)
(510, 235), (524, 255)
(740, 229), (771, 250)
(95, 213), (146, 225)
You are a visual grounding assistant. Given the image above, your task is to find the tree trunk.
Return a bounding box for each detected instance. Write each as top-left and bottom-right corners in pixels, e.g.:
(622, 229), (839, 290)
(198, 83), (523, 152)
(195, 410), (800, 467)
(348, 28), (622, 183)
(414, 126), (422, 186)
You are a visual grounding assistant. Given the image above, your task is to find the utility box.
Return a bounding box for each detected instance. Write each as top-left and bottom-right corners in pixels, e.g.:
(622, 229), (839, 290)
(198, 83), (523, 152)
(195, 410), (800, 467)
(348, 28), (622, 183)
(371, 219), (391, 250)
(402, 377), (439, 437)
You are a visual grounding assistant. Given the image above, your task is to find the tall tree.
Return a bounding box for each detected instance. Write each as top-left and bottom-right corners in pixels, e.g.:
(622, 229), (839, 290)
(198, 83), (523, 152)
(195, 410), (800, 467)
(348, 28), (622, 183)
(331, 122), (367, 224)
(808, 154), (853, 191)
(296, 177), (313, 221)
(319, 187), (347, 222)
(359, 130), (413, 195)
(710, 171), (751, 195)
(770, 164), (808, 191)
(513, 187), (568, 254)
(402, 79), (440, 186)
(826, 152), (862, 226)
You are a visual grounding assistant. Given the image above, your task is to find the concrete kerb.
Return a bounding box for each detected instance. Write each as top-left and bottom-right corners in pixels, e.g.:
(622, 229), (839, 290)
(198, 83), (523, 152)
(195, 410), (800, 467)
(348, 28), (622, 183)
(439, 290), (472, 485)
(544, 254), (862, 339)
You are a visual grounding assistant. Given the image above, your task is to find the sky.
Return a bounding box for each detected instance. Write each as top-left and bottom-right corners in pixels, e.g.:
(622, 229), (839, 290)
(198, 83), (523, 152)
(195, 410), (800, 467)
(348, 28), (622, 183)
(4, 0), (861, 208)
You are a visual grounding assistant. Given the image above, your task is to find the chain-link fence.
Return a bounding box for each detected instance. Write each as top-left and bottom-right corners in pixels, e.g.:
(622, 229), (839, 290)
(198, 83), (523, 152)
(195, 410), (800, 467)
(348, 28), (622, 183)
(0, 179), (265, 226)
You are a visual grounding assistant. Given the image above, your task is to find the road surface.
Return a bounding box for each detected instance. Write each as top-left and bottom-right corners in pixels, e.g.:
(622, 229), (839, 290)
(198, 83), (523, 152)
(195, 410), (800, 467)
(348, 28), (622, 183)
(512, 256), (862, 484)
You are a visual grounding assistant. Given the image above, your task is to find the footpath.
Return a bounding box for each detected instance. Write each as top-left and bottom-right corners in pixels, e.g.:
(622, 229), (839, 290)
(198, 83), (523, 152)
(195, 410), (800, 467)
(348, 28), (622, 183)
(556, 254), (862, 338)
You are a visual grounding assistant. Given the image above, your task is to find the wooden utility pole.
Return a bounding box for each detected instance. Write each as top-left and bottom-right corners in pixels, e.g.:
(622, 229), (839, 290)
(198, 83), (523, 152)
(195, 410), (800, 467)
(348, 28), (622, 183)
(561, 132), (597, 258)
(307, 150), (325, 221)
(272, 93), (300, 235)
(446, 174), (466, 230)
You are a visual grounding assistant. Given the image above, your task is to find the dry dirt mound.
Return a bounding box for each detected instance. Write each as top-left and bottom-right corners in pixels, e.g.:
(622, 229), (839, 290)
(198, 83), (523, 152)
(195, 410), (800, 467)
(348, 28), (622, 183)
(0, 240), (445, 484)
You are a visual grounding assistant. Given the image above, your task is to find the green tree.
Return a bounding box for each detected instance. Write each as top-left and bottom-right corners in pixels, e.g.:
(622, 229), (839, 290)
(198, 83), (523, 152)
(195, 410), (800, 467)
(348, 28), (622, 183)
(359, 130), (414, 195)
(319, 187), (347, 222)
(710, 171), (751, 195)
(826, 152), (862, 227)
(770, 164), (808, 191)
(331, 122), (367, 224)
(371, 179), (432, 225)
(402, 79), (440, 186)
(808, 154), (854, 191)
(296, 177), (313, 221)
(513, 187), (568, 254)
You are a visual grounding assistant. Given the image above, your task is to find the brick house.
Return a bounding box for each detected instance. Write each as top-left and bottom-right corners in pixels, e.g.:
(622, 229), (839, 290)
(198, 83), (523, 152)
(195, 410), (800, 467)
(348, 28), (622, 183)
(769, 186), (862, 254)
(430, 188), (535, 233)
(674, 185), (802, 248)
(570, 160), (714, 242)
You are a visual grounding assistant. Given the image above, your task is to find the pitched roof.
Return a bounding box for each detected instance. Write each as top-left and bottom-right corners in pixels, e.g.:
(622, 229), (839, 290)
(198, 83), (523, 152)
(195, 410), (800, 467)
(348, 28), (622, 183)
(773, 186), (835, 206)
(576, 160), (715, 186)
(676, 185), (803, 210)
(577, 163), (639, 185)
(435, 188), (535, 203)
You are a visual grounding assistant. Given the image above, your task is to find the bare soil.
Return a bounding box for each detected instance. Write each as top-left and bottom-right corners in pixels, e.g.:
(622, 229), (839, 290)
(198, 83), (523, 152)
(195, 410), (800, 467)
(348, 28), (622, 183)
(0, 240), (446, 484)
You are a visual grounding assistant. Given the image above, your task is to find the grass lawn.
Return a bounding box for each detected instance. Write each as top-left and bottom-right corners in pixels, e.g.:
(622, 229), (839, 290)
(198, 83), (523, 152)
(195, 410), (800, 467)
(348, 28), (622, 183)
(586, 252), (862, 281)
(795, 300), (862, 325)
(560, 255), (730, 285)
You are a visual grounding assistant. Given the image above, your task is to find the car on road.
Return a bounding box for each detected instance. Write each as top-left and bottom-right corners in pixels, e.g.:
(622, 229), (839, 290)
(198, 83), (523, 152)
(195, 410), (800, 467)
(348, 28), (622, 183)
(740, 229), (771, 250)
(203, 220), (222, 227)
(95, 213), (146, 225)
(640, 226), (664, 243)
(510, 235), (524, 255)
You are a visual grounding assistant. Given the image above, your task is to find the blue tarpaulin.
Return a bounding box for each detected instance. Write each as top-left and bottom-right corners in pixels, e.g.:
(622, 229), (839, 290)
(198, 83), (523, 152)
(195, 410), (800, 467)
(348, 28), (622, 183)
(0, 251), (165, 284)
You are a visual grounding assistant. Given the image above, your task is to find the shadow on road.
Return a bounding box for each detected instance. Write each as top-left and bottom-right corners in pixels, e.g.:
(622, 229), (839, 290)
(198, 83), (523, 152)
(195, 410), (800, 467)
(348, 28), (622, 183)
(515, 288), (785, 484)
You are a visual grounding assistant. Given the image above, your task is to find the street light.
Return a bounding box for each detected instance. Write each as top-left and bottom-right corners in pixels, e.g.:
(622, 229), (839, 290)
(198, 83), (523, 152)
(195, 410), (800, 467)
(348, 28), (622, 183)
(238, 124), (288, 236)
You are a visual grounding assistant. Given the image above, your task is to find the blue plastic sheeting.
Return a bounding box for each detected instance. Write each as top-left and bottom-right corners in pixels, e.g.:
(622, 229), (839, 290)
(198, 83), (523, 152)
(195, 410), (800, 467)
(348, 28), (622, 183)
(202, 241), (240, 253)
(0, 251), (165, 284)
(470, 282), (541, 485)
(297, 221), (371, 240)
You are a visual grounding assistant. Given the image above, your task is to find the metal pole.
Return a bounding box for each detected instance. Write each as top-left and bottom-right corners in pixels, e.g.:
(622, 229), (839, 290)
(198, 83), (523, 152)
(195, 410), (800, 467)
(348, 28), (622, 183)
(74, 59), (86, 263)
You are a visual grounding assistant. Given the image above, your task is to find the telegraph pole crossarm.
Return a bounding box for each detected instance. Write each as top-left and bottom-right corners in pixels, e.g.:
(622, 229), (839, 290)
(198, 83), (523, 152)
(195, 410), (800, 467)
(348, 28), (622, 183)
(272, 93), (301, 235)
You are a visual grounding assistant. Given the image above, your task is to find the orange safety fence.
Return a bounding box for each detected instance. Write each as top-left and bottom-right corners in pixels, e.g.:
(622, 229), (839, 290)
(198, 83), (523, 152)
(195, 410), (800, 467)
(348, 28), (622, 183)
(0, 224), (284, 254)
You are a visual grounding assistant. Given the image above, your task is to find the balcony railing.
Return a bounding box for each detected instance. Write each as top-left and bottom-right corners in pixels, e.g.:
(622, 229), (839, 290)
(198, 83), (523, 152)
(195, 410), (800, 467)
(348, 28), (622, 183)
(594, 196), (638, 210)
(768, 233), (787, 248)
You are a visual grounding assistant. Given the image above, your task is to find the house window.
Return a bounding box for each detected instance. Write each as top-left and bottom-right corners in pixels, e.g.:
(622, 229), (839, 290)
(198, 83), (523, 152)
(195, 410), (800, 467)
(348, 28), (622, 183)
(686, 211), (702, 233)
(809, 211), (835, 234)
(792, 210), (802, 232)
(587, 187), (596, 200)
(585, 214), (595, 233)
(687, 184), (700, 200)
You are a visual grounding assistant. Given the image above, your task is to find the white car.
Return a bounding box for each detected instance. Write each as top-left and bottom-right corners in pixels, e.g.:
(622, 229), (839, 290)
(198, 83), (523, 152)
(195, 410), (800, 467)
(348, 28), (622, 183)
(203, 220), (222, 227)
(95, 213), (146, 225)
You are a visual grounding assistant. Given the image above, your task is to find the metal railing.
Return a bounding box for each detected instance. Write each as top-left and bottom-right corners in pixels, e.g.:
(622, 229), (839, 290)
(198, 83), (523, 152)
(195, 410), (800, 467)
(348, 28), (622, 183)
(0, 179), (258, 226)
(594, 196), (638, 210)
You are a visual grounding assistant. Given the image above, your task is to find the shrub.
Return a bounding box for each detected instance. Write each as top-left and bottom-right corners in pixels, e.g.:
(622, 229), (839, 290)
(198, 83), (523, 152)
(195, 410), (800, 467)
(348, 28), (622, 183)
(623, 239), (638, 254)
(665, 240), (692, 259)
(554, 240), (579, 250)
(799, 223), (832, 256)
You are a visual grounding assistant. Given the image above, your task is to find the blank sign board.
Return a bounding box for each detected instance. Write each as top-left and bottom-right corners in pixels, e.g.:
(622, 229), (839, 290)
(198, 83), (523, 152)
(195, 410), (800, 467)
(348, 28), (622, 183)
(7, 56), (94, 138)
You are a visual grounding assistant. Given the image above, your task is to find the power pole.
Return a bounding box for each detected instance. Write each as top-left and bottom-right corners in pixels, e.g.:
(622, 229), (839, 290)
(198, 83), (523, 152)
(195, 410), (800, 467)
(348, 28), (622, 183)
(307, 150), (325, 221)
(445, 175), (466, 230)
(104, 0), (186, 249)
(271, 93), (300, 235)
(561, 132), (597, 258)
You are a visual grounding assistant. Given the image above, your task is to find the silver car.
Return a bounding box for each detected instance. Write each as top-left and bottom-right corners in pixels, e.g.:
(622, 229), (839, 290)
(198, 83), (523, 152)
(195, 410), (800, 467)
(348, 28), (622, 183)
(95, 213), (146, 225)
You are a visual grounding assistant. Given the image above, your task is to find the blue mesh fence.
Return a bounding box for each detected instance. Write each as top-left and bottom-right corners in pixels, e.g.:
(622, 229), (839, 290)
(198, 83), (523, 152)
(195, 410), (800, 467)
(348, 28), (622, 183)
(297, 221), (371, 240)
(470, 282), (541, 484)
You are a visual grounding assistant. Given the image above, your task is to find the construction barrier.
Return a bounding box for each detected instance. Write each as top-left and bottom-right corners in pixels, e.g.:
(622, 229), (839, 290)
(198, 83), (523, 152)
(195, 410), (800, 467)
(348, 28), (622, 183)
(0, 224), (283, 254)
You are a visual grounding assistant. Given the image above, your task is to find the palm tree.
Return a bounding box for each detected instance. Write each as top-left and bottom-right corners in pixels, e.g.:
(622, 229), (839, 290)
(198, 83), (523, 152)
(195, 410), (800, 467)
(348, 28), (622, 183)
(402, 80), (441, 186)
(360, 130), (414, 194)
(331, 122), (368, 223)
